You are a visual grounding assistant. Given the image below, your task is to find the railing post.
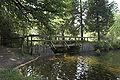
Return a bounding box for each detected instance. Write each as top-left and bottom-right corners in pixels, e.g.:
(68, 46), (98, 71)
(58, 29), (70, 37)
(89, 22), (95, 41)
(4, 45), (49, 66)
(0, 36), (1, 45)
(87, 37), (88, 41)
(55, 36), (57, 40)
(30, 35), (33, 55)
(75, 37), (77, 40)
(26, 36), (29, 54)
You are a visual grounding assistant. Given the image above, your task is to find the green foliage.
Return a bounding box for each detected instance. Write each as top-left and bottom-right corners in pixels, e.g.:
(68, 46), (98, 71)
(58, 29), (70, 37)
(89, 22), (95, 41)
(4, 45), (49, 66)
(106, 14), (120, 49)
(0, 0), (73, 46)
(0, 0), (119, 49)
(85, 0), (115, 40)
(0, 0), (71, 35)
(0, 10), (23, 47)
(69, 0), (88, 36)
(94, 40), (112, 51)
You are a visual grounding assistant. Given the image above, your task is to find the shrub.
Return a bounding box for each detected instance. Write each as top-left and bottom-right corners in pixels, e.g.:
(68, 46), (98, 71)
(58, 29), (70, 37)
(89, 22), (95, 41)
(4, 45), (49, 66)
(94, 40), (112, 51)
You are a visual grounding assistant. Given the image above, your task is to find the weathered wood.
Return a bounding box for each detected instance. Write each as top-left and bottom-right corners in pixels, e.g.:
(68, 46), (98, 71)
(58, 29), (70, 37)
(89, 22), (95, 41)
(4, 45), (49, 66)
(26, 35), (96, 42)
(31, 45), (54, 56)
(14, 56), (40, 69)
(30, 35), (33, 55)
(24, 35), (96, 54)
(26, 36), (29, 53)
(26, 35), (96, 39)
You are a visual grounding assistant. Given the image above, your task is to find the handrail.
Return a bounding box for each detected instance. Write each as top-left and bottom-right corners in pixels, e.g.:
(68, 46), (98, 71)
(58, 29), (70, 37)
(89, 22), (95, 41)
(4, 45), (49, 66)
(26, 34), (97, 39)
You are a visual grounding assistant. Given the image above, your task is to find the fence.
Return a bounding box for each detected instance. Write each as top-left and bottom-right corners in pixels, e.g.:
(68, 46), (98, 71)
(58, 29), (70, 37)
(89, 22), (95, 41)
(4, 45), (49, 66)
(0, 37), (24, 48)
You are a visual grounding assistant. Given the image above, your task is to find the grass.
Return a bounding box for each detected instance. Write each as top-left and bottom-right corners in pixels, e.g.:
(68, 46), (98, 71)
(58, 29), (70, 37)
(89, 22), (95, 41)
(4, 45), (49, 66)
(0, 69), (41, 80)
(0, 69), (28, 80)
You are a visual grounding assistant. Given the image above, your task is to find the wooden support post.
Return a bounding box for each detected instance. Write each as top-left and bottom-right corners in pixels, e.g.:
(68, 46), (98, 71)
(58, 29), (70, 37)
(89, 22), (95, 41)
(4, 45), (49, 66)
(20, 37), (24, 47)
(10, 38), (12, 47)
(27, 36), (29, 53)
(69, 37), (71, 40)
(83, 37), (85, 41)
(74, 37), (76, 46)
(0, 36), (1, 45)
(55, 36), (57, 40)
(30, 35), (33, 55)
(87, 37), (88, 41)
(75, 37), (76, 40)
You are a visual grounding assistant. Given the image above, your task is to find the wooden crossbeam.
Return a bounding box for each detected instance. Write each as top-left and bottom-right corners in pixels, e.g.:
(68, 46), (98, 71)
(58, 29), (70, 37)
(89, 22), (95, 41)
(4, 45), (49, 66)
(64, 41), (70, 48)
(50, 41), (56, 49)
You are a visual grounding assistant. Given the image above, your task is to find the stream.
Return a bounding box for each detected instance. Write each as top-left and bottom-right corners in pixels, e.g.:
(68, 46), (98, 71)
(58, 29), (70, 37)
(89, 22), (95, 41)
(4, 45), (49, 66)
(19, 50), (120, 80)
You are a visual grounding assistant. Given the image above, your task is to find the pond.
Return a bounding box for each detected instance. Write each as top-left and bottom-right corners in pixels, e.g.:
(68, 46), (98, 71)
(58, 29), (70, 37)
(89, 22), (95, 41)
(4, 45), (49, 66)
(19, 51), (120, 80)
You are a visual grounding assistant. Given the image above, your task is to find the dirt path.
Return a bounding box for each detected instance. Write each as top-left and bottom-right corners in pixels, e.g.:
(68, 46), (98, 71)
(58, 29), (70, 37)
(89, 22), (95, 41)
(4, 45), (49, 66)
(0, 46), (35, 69)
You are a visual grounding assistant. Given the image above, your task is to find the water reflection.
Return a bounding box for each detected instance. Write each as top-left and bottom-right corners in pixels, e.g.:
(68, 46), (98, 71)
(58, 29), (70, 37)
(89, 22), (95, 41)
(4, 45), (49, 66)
(75, 57), (89, 80)
(19, 56), (120, 80)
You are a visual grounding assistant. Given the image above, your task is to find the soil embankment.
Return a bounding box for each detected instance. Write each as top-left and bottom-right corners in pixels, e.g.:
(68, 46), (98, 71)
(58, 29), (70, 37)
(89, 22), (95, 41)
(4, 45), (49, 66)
(0, 46), (35, 69)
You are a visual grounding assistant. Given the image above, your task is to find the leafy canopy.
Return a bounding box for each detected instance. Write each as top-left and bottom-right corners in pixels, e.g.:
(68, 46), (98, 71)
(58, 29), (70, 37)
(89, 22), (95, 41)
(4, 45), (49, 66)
(85, 0), (115, 35)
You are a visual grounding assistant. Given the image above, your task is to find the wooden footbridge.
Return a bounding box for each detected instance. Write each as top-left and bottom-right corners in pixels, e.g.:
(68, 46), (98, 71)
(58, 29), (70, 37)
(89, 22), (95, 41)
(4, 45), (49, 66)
(23, 35), (97, 55)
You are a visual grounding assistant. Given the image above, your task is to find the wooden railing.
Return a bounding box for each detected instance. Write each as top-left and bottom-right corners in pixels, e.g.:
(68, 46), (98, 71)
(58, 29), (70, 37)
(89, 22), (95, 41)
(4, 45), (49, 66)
(23, 35), (97, 55)
(25, 35), (97, 42)
(0, 35), (97, 55)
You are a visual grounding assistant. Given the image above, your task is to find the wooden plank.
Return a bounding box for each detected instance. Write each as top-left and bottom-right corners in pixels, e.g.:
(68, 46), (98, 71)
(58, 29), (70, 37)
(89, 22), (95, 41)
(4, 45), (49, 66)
(29, 40), (82, 42)
(52, 44), (77, 47)
(26, 35), (97, 39)
(14, 56), (40, 69)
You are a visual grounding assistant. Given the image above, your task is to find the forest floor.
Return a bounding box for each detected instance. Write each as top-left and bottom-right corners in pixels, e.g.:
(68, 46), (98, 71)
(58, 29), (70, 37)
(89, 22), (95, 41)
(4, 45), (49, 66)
(0, 46), (36, 69)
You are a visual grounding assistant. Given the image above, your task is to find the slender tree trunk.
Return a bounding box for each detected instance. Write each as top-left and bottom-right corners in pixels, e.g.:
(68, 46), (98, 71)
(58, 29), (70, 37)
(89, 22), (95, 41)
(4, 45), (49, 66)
(95, 0), (100, 41)
(61, 28), (65, 46)
(96, 12), (100, 41)
(62, 28), (65, 40)
(80, 0), (83, 41)
(98, 30), (100, 41)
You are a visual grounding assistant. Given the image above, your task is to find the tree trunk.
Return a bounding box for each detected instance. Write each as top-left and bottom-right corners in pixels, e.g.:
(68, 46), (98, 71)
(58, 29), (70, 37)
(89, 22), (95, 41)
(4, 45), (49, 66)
(80, 0), (83, 41)
(62, 28), (65, 40)
(97, 29), (100, 41)
(96, 4), (100, 41)
(96, 14), (100, 41)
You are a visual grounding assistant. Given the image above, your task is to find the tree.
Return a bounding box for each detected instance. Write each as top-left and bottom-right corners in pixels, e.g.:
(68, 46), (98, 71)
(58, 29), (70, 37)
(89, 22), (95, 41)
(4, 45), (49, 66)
(0, 0), (72, 37)
(48, 0), (72, 38)
(0, 0), (72, 46)
(69, 0), (87, 37)
(107, 14), (120, 47)
(85, 0), (115, 41)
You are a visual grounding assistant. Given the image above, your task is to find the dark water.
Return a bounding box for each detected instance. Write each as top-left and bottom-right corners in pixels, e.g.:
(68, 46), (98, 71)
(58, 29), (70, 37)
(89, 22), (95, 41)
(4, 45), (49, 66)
(19, 51), (120, 80)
